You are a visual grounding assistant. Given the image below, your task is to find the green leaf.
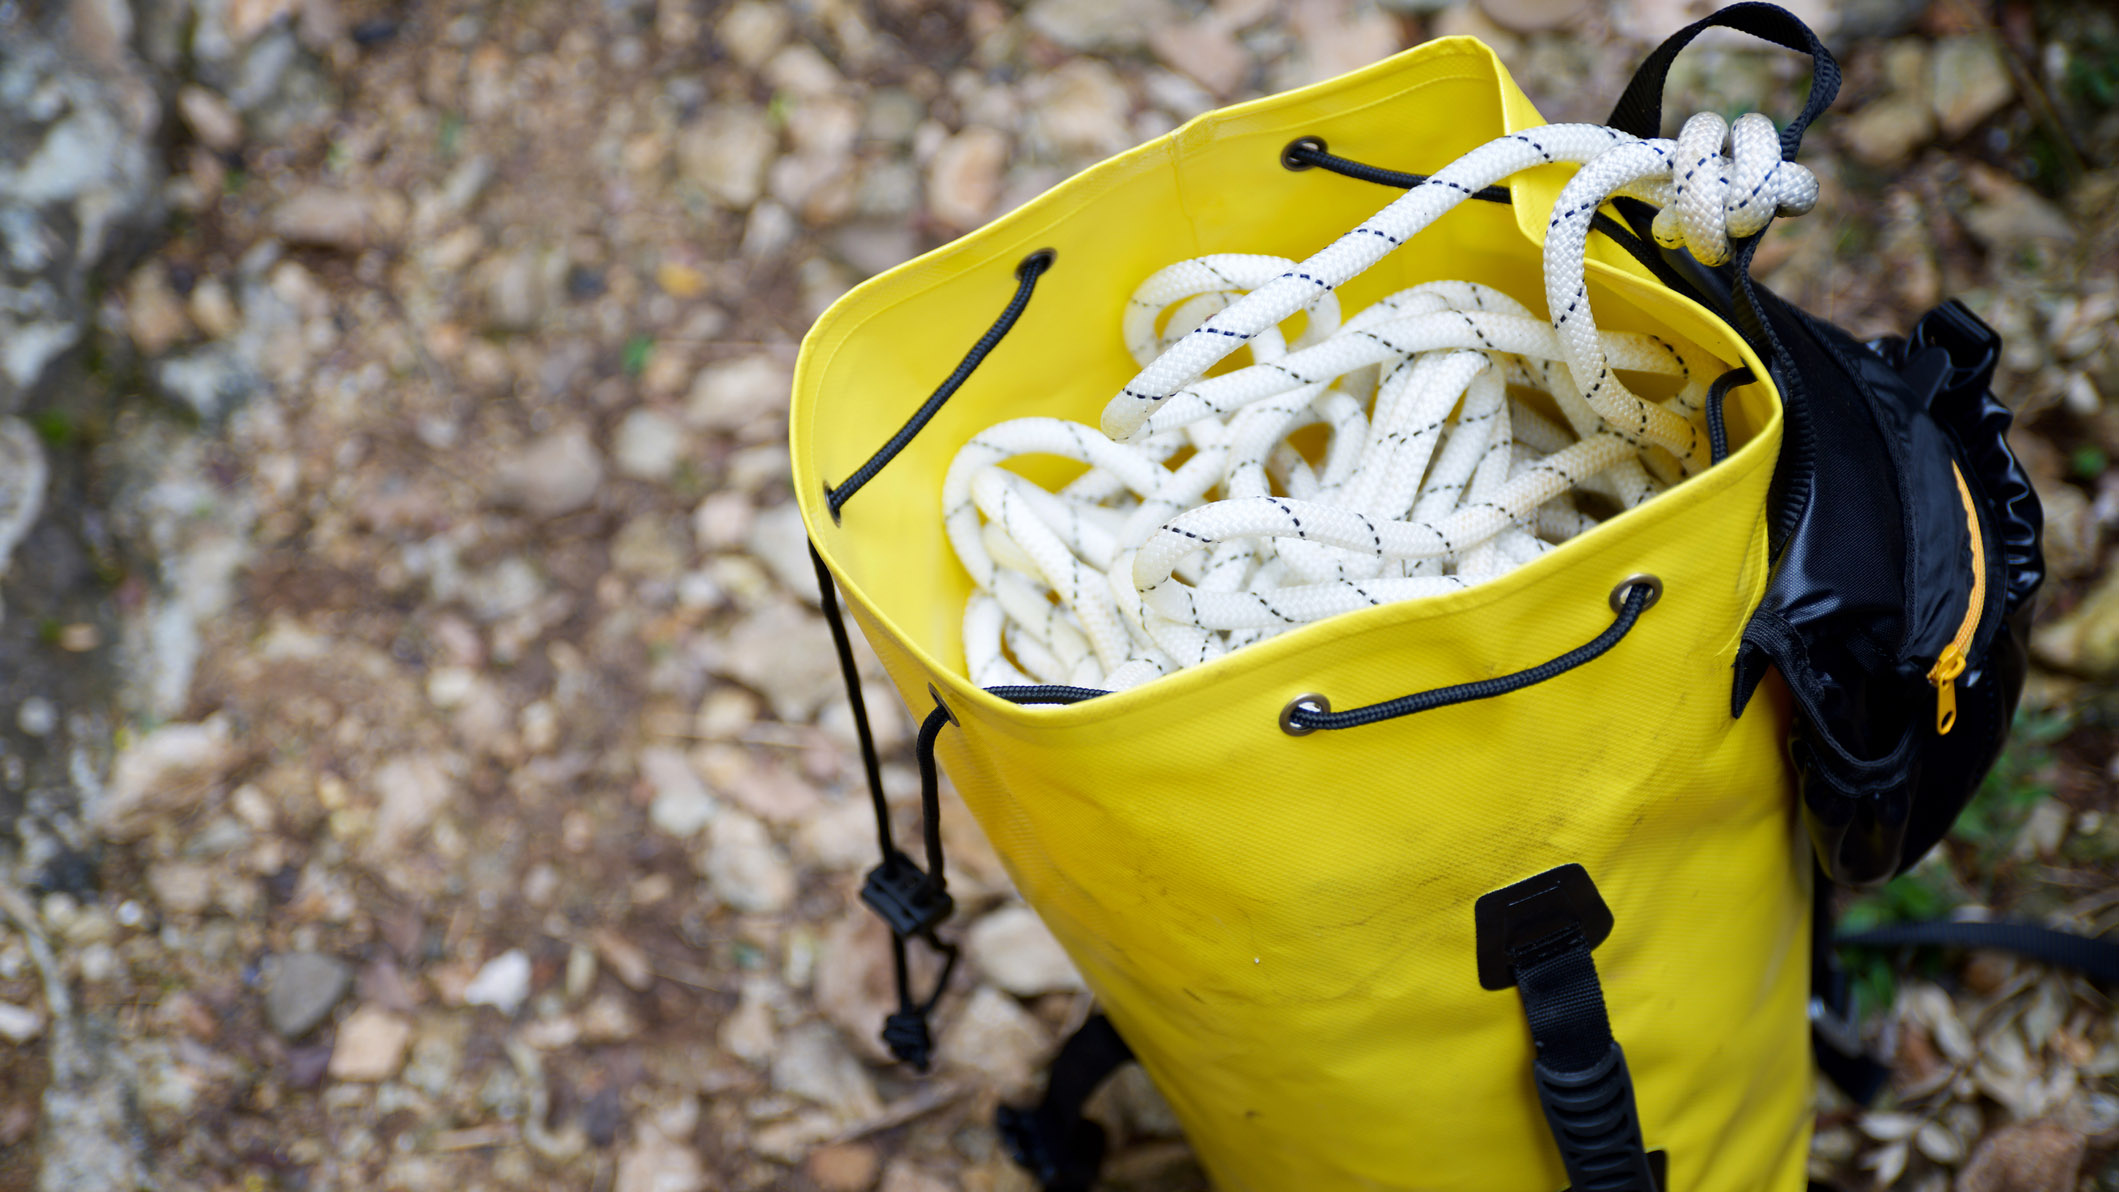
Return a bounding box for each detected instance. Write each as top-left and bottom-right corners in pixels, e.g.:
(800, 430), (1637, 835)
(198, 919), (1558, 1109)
(623, 335), (654, 377)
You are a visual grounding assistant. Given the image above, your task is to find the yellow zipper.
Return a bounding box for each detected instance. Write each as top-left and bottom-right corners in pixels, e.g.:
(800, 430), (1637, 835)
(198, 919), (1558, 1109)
(1927, 461), (1986, 735)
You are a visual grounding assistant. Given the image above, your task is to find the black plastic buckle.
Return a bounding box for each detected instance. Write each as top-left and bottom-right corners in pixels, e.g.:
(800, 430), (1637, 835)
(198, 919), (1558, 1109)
(861, 853), (955, 937)
(1474, 863), (1614, 991)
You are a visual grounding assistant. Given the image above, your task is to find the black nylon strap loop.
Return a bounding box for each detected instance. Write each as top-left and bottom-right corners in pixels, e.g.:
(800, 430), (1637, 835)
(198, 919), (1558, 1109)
(1605, 2), (1841, 161)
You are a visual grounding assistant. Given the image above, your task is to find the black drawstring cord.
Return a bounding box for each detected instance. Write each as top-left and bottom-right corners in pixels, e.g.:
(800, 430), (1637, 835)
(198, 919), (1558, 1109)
(1281, 138), (1693, 308)
(1706, 366), (1752, 465)
(825, 249), (1056, 521)
(810, 544), (895, 864)
(862, 702), (960, 1071)
(809, 539), (957, 1069)
(1286, 579), (1659, 732)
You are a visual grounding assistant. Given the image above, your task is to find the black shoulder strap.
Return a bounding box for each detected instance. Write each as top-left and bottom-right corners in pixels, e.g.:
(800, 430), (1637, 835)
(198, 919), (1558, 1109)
(1605, 2), (1840, 159)
(1840, 919), (2119, 985)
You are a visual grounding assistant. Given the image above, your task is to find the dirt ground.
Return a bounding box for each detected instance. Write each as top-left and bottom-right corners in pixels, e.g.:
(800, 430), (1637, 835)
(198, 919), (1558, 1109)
(0, 0), (2116, 1190)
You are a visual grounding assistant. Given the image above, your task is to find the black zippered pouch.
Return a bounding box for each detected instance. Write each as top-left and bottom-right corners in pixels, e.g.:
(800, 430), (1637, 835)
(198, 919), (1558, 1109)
(1609, 4), (2046, 886)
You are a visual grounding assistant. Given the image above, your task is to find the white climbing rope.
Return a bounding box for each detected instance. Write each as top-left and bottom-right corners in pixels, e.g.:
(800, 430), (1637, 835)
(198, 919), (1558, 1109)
(946, 114), (1815, 692)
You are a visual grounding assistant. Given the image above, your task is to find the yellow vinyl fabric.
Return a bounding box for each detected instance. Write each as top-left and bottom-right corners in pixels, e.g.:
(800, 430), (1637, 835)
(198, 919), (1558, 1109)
(792, 36), (1811, 1192)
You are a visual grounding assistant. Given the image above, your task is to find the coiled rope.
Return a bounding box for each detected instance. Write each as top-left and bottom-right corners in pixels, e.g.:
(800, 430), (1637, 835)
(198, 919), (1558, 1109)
(947, 113), (1815, 692)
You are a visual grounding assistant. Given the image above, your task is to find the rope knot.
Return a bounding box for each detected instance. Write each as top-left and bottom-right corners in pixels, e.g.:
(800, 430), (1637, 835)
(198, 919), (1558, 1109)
(1650, 112), (1818, 267)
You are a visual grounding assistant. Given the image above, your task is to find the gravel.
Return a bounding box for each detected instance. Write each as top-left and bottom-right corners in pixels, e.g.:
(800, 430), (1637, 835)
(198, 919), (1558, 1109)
(0, 1), (2110, 1190)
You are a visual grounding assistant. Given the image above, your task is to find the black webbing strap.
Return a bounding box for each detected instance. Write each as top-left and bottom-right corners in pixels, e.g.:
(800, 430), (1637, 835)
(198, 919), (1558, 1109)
(1838, 919), (2119, 985)
(1809, 870), (1891, 1106)
(1818, 893), (2119, 1105)
(1513, 931), (1661, 1192)
(1605, 2), (1841, 160)
(997, 1014), (1135, 1192)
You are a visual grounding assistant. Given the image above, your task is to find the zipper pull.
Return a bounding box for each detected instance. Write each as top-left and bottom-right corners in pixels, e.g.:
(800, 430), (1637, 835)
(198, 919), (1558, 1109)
(1929, 651), (1966, 735)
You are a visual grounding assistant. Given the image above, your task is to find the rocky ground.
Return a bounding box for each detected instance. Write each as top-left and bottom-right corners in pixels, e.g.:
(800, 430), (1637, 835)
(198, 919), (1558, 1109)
(0, 0), (2114, 1190)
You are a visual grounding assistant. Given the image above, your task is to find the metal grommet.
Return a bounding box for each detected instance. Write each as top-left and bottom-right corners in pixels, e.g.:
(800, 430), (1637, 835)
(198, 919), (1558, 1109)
(926, 683), (959, 726)
(1279, 693), (1329, 736)
(1609, 574), (1663, 614)
(1281, 136), (1327, 171)
(1017, 248), (1056, 279)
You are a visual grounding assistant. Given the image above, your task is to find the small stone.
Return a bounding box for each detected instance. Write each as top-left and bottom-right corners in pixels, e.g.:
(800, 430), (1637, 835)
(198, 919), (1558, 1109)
(177, 85), (244, 151)
(579, 992), (640, 1043)
(806, 1142), (881, 1192)
(1474, 0), (1591, 31)
(224, 0), (298, 43)
(927, 126), (1010, 230)
(686, 353), (791, 436)
(678, 106), (778, 210)
(1030, 59), (1133, 157)
(57, 622), (98, 651)
(967, 906), (1082, 996)
(611, 514), (690, 580)
(594, 930), (654, 991)
(1931, 36), (2014, 139)
(878, 1160), (954, 1192)
(328, 1006), (413, 1081)
(189, 278), (242, 340)
(1956, 1122), (2085, 1192)
(15, 697), (56, 737)
(743, 503), (820, 603)
(814, 913), (899, 1062)
(707, 604), (841, 721)
(615, 1123), (709, 1192)
(2012, 799), (2070, 859)
(719, 976), (780, 1066)
(1962, 167), (2075, 252)
(368, 753), (458, 857)
(266, 952), (354, 1038)
(1149, 19), (1250, 97)
(701, 807), (795, 913)
(642, 746), (718, 838)
(2032, 561), (2119, 676)
(655, 262), (706, 298)
(772, 1023), (884, 1121)
(940, 986), (1051, 1094)
(1843, 95), (1934, 166)
(147, 861), (214, 917)
(1296, 5), (1400, 83)
(764, 43), (844, 97)
(1026, 0), (1176, 50)
(717, 1), (790, 68)
(125, 264), (192, 355)
(797, 799), (878, 872)
(98, 716), (240, 839)
(693, 746), (823, 824)
(270, 190), (372, 251)
(0, 1002), (45, 1044)
(481, 246), (566, 332)
(613, 408), (689, 482)
(495, 424), (605, 518)
(693, 491), (754, 552)
(464, 949), (533, 1016)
